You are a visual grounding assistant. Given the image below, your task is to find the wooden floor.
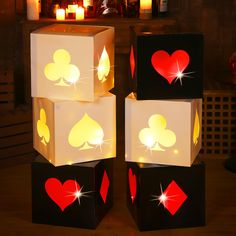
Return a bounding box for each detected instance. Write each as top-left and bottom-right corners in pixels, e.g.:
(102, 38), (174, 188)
(0, 157), (236, 235)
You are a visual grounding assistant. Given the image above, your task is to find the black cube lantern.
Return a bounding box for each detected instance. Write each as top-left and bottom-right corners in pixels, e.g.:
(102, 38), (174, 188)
(129, 29), (204, 100)
(32, 155), (113, 229)
(127, 159), (205, 231)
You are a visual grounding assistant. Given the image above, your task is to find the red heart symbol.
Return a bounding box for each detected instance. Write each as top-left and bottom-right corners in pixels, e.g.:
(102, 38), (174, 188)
(45, 178), (80, 212)
(128, 168), (137, 203)
(151, 50), (190, 84)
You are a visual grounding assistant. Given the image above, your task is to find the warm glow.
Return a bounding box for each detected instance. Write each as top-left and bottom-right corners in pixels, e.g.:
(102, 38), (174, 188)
(68, 113), (104, 150)
(97, 46), (110, 83)
(139, 114), (176, 151)
(44, 49), (80, 86)
(67, 4), (78, 13)
(193, 109), (200, 145)
(37, 108), (50, 146)
(56, 9), (65, 20)
(76, 7), (84, 20)
(140, 0), (152, 10)
(173, 149), (179, 155)
(83, 0), (90, 8)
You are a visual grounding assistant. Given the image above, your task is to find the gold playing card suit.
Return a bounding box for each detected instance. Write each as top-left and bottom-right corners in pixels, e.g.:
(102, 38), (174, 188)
(139, 114), (176, 151)
(44, 49), (80, 86)
(68, 113), (104, 150)
(97, 46), (110, 83)
(193, 110), (200, 145)
(37, 108), (50, 146)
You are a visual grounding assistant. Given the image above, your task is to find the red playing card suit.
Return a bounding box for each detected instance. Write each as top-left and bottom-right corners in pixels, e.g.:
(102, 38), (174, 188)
(130, 45), (135, 79)
(100, 170), (110, 204)
(45, 178), (80, 212)
(128, 168), (137, 203)
(151, 50), (190, 84)
(161, 180), (188, 216)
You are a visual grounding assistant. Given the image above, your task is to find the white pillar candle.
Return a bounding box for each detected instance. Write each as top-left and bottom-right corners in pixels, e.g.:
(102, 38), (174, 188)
(56, 9), (65, 20)
(139, 0), (152, 20)
(27, 0), (39, 20)
(76, 7), (85, 20)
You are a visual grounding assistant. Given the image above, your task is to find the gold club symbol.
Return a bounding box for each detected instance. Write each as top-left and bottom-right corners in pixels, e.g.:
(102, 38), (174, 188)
(44, 49), (80, 86)
(139, 114), (176, 151)
(37, 108), (50, 146)
(68, 113), (104, 150)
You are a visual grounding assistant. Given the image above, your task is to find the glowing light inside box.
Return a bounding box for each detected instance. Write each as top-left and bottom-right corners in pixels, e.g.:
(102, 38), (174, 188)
(97, 46), (110, 83)
(139, 114), (176, 152)
(44, 49), (80, 86)
(68, 113), (104, 150)
(37, 108), (50, 146)
(193, 110), (200, 145)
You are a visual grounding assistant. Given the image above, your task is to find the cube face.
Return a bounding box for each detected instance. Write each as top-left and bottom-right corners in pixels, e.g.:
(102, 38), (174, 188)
(129, 31), (203, 100)
(32, 155), (113, 229)
(31, 24), (114, 102)
(127, 160), (205, 231)
(33, 92), (116, 166)
(125, 93), (202, 167)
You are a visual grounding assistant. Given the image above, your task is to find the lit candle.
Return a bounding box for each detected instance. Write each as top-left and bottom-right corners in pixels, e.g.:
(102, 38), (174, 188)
(68, 4), (78, 13)
(76, 7), (85, 20)
(56, 9), (65, 20)
(139, 0), (152, 20)
(27, 0), (39, 20)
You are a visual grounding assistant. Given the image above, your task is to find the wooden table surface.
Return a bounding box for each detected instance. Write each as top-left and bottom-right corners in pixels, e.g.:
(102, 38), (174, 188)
(0, 157), (236, 236)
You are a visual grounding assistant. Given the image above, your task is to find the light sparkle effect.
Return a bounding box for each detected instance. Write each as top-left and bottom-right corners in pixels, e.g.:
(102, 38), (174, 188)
(169, 60), (195, 86)
(67, 183), (93, 205)
(151, 181), (188, 215)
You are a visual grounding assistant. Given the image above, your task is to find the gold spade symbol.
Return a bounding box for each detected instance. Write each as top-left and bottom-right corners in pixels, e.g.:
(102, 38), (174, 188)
(97, 46), (110, 83)
(37, 108), (50, 146)
(193, 110), (200, 145)
(44, 49), (80, 86)
(68, 113), (104, 150)
(139, 114), (176, 151)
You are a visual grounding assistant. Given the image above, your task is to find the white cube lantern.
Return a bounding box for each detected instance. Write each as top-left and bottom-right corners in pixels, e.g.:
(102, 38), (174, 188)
(31, 24), (114, 102)
(33, 92), (116, 166)
(125, 93), (202, 167)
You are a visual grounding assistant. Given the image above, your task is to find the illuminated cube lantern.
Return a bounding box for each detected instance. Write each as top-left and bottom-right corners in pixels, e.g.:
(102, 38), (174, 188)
(31, 24), (114, 102)
(125, 93), (202, 167)
(127, 159), (205, 231)
(32, 155), (113, 229)
(33, 92), (116, 166)
(129, 29), (203, 100)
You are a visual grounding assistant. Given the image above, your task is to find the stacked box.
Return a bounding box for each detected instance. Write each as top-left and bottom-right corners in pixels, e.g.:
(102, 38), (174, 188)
(30, 24), (116, 229)
(125, 29), (205, 230)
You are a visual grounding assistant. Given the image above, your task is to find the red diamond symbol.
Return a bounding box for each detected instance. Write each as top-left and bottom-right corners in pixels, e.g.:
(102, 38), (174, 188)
(100, 170), (110, 204)
(158, 180), (187, 215)
(130, 45), (135, 79)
